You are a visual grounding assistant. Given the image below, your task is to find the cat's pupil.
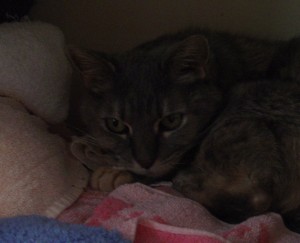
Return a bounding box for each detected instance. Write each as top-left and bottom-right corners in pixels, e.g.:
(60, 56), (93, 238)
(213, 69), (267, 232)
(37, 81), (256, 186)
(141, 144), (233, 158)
(105, 118), (128, 134)
(159, 113), (184, 131)
(168, 115), (177, 123)
(111, 119), (119, 127)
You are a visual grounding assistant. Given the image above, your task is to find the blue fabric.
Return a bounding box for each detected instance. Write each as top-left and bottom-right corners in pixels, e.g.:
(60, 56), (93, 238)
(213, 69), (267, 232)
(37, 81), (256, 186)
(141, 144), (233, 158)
(0, 215), (130, 243)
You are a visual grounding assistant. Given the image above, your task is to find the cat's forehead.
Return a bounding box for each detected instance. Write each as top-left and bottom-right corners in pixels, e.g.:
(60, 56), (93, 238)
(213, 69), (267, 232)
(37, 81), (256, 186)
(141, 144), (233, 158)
(111, 53), (165, 107)
(100, 88), (186, 124)
(99, 51), (188, 120)
(104, 88), (187, 123)
(117, 52), (166, 85)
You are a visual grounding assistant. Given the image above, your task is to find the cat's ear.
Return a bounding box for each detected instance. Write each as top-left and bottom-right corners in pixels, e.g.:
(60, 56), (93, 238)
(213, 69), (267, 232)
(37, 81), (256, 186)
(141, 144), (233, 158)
(68, 47), (115, 94)
(168, 35), (209, 83)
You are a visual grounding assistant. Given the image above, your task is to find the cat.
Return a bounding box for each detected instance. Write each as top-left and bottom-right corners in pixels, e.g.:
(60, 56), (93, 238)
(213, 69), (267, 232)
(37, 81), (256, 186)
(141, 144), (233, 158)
(172, 79), (300, 233)
(68, 28), (300, 192)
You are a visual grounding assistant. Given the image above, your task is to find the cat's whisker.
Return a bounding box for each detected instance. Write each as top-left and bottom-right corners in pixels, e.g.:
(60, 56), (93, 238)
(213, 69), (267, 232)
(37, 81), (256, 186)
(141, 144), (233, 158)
(67, 126), (100, 145)
(161, 150), (187, 166)
(68, 126), (104, 145)
(68, 125), (87, 135)
(78, 136), (99, 147)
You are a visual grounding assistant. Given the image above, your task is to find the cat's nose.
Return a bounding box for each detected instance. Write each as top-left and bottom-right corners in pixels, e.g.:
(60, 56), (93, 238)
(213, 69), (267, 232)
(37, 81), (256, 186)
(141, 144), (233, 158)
(137, 159), (155, 169)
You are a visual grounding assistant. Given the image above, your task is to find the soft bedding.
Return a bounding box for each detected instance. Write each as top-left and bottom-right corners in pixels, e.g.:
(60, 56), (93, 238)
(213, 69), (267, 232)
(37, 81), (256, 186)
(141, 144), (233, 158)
(56, 183), (300, 243)
(1, 182), (300, 243)
(0, 21), (88, 218)
(1, 20), (300, 243)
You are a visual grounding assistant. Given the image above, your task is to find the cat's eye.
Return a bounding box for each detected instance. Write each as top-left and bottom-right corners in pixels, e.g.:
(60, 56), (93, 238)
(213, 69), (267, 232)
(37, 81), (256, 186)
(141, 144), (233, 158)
(159, 113), (184, 132)
(105, 118), (129, 134)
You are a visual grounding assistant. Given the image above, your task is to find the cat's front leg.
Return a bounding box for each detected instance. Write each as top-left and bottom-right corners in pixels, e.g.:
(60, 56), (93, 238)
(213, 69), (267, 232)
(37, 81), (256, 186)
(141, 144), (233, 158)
(90, 167), (135, 192)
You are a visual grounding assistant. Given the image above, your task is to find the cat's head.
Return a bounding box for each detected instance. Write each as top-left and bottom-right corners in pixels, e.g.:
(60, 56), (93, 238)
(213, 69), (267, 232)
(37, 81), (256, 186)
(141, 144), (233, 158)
(69, 35), (222, 178)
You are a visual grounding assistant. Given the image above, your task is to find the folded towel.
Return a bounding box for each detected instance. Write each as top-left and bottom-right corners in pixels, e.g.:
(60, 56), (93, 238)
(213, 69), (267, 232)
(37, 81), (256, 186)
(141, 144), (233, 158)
(59, 183), (300, 242)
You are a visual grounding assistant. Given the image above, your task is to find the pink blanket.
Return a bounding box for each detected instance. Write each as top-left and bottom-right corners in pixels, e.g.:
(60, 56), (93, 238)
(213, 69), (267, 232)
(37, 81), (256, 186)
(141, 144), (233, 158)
(58, 183), (300, 242)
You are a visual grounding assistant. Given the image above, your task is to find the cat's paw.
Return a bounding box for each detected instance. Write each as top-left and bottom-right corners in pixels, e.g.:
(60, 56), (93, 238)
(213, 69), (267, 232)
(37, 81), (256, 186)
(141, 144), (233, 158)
(90, 167), (134, 192)
(172, 170), (195, 191)
(172, 171), (202, 200)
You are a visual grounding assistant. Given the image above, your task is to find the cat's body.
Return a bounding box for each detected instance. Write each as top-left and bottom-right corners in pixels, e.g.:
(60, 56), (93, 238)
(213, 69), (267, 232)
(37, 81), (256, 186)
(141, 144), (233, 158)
(173, 80), (300, 232)
(135, 29), (282, 87)
(69, 29), (300, 231)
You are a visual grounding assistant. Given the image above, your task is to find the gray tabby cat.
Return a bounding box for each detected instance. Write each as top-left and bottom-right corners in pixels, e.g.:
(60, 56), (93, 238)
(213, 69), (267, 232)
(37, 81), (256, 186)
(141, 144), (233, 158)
(173, 80), (300, 233)
(69, 29), (300, 201)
